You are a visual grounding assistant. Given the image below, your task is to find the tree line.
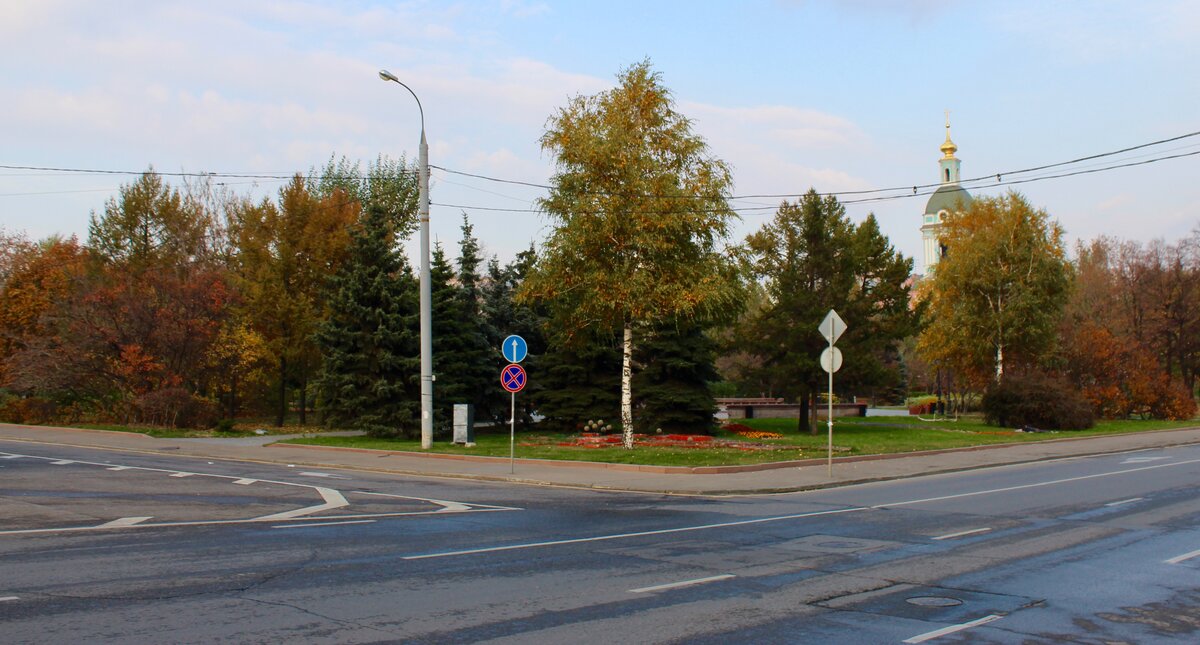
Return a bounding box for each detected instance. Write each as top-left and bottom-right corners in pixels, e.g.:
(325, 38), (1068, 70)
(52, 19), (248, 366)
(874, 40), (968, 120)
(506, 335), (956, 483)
(2, 61), (1195, 438)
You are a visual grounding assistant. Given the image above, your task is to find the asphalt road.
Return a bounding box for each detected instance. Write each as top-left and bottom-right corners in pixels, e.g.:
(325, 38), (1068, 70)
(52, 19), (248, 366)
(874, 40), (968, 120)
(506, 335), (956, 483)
(2, 440), (1199, 643)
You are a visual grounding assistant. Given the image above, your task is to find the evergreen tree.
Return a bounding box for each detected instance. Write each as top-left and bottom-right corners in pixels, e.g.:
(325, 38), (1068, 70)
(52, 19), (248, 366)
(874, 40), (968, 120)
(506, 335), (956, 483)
(481, 246), (547, 426)
(633, 319), (720, 434)
(430, 235), (492, 433)
(535, 328), (621, 433)
(739, 191), (916, 433)
(315, 205), (419, 437)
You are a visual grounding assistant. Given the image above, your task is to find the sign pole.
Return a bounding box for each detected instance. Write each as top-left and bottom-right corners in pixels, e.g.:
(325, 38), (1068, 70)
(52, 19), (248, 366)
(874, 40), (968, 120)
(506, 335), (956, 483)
(510, 391), (515, 474)
(827, 320), (834, 477)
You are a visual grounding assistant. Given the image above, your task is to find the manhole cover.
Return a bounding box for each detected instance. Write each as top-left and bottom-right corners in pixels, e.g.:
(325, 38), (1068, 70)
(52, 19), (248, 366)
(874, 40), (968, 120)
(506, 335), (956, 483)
(906, 596), (963, 607)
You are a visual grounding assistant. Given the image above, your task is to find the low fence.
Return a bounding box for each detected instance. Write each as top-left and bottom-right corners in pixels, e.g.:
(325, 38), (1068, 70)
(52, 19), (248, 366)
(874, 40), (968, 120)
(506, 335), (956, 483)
(716, 398), (868, 421)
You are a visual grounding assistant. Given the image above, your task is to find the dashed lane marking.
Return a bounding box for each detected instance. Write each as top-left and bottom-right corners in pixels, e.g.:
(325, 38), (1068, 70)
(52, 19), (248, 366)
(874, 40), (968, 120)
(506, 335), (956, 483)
(1105, 497), (1144, 507)
(298, 471), (350, 480)
(233, 479), (257, 485)
(0, 596), (18, 602)
(96, 517), (153, 528)
(932, 527), (992, 541)
(1121, 456), (1168, 464)
(169, 472), (193, 478)
(357, 490), (521, 512)
(629, 574), (736, 594)
(50, 460), (74, 465)
(1165, 548), (1200, 565)
(903, 614), (1004, 643)
(106, 466), (132, 471)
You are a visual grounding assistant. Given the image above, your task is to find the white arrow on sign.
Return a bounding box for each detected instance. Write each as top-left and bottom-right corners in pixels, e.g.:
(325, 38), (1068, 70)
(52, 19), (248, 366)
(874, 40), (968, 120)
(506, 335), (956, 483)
(819, 309), (846, 344)
(820, 347), (843, 373)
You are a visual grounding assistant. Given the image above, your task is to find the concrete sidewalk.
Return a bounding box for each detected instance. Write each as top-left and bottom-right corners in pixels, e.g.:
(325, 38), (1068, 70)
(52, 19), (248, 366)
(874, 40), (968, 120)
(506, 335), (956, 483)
(2, 422), (1199, 495)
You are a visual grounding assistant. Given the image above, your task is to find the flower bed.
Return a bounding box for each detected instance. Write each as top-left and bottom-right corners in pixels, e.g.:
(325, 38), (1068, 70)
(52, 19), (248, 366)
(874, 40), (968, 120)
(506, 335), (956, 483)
(551, 432), (788, 451)
(721, 423), (784, 440)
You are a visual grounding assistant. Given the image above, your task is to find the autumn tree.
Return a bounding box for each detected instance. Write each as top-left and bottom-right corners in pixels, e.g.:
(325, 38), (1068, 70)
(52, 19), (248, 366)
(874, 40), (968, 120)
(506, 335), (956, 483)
(520, 61), (741, 448)
(309, 154), (419, 239)
(0, 236), (86, 386)
(919, 191), (1070, 385)
(228, 176), (359, 425)
(1061, 236), (1197, 419)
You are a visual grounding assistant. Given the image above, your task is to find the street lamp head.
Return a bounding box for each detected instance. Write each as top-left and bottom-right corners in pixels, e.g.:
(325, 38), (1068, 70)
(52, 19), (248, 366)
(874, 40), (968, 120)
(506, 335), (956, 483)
(379, 69), (399, 83)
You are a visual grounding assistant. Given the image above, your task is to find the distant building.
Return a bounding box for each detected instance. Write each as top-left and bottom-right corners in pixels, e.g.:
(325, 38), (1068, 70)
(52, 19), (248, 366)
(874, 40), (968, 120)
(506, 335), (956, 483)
(920, 115), (973, 272)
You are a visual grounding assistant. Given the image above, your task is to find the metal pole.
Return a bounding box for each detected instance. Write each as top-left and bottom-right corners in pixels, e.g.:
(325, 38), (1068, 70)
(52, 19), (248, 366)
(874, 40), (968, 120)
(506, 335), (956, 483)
(510, 392), (515, 474)
(418, 131), (433, 450)
(828, 321), (834, 477)
(378, 70), (433, 450)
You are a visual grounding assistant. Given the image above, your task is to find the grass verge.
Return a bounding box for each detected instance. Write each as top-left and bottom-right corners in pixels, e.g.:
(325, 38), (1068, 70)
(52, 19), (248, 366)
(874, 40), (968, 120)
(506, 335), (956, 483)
(280, 415), (1199, 467)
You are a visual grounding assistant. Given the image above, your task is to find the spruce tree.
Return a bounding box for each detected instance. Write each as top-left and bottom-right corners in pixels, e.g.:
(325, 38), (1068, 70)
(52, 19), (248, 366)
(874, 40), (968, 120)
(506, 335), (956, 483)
(452, 218), (495, 415)
(633, 319), (720, 434)
(315, 205), (419, 437)
(480, 246), (547, 426)
(534, 328), (621, 433)
(430, 236), (492, 433)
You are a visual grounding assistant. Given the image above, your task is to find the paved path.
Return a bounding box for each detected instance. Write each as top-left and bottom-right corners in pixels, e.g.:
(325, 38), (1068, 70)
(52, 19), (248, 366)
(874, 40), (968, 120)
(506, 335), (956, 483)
(3, 422), (1199, 495)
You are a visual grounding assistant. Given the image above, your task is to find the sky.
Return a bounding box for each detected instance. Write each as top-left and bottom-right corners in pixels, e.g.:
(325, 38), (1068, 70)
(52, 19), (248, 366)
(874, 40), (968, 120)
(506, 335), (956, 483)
(2, 0), (1198, 274)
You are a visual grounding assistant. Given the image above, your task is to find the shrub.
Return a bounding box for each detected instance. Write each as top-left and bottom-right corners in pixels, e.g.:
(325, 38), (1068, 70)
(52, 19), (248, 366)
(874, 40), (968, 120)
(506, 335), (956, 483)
(0, 396), (58, 424)
(134, 388), (219, 428)
(982, 370), (1095, 430)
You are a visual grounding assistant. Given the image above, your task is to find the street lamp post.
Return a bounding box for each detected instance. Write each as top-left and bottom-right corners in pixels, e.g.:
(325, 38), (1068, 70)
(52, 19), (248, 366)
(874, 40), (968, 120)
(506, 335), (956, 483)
(379, 69), (433, 450)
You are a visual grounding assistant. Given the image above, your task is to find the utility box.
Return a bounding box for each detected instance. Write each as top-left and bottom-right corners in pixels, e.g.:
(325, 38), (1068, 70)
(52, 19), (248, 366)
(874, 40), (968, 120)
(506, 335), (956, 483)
(453, 404), (475, 446)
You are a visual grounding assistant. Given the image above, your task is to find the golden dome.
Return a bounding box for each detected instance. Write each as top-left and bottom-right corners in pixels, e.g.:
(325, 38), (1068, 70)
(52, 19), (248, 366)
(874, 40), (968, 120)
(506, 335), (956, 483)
(940, 128), (957, 159)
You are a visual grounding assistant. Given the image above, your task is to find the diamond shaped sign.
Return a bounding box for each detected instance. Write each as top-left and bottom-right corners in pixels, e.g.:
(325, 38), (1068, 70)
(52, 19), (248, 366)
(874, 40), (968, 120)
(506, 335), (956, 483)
(819, 309), (847, 344)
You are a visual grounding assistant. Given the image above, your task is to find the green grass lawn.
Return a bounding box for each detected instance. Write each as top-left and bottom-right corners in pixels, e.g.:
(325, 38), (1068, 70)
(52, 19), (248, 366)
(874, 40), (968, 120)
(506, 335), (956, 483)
(280, 414), (1199, 467)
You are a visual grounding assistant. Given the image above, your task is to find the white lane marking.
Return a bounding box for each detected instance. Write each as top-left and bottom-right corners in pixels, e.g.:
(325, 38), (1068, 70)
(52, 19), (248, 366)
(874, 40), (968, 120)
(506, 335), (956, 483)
(903, 614), (1004, 643)
(96, 517), (153, 528)
(0, 508), (514, 536)
(404, 457), (1200, 561)
(106, 466), (131, 471)
(1122, 456), (1168, 464)
(233, 479), (257, 485)
(271, 519), (376, 529)
(252, 486), (349, 521)
(0, 596), (18, 602)
(299, 471), (350, 480)
(1, 454), (22, 459)
(1105, 497), (1144, 507)
(932, 527), (992, 541)
(403, 507), (867, 560)
(629, 574), (735, 594)
(169, 472), (193, 478)
(1165, 548), (1200, 565)
(873, 457), (1200, 510)
(50, 460), (74, 465)
(356, 490), (522, 512)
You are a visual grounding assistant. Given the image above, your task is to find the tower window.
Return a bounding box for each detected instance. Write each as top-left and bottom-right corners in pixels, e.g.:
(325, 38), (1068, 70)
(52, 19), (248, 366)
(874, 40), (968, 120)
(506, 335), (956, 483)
(945, 168), (950, 182)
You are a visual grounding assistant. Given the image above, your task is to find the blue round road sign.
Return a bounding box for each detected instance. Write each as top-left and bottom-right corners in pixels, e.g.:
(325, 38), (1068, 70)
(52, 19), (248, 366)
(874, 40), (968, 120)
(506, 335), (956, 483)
(500, 364), (526, 393)
(502, 334), (528, 363)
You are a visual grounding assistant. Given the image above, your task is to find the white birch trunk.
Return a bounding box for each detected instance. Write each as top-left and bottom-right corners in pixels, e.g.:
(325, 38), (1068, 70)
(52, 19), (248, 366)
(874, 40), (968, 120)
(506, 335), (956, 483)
(995, 343), (1004, 382)
(621, 321), (634, 449)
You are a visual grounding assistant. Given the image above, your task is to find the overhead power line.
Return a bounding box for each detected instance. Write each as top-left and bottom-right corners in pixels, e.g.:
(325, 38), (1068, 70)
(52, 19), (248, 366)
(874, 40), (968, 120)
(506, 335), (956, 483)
(3, 129), (1198, 211)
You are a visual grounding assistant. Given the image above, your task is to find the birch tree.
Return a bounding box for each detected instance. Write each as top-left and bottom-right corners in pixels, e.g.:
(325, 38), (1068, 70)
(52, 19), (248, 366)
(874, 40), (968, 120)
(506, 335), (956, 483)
(520, 61), (740, 448)
(918, 191), (1070, 385)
